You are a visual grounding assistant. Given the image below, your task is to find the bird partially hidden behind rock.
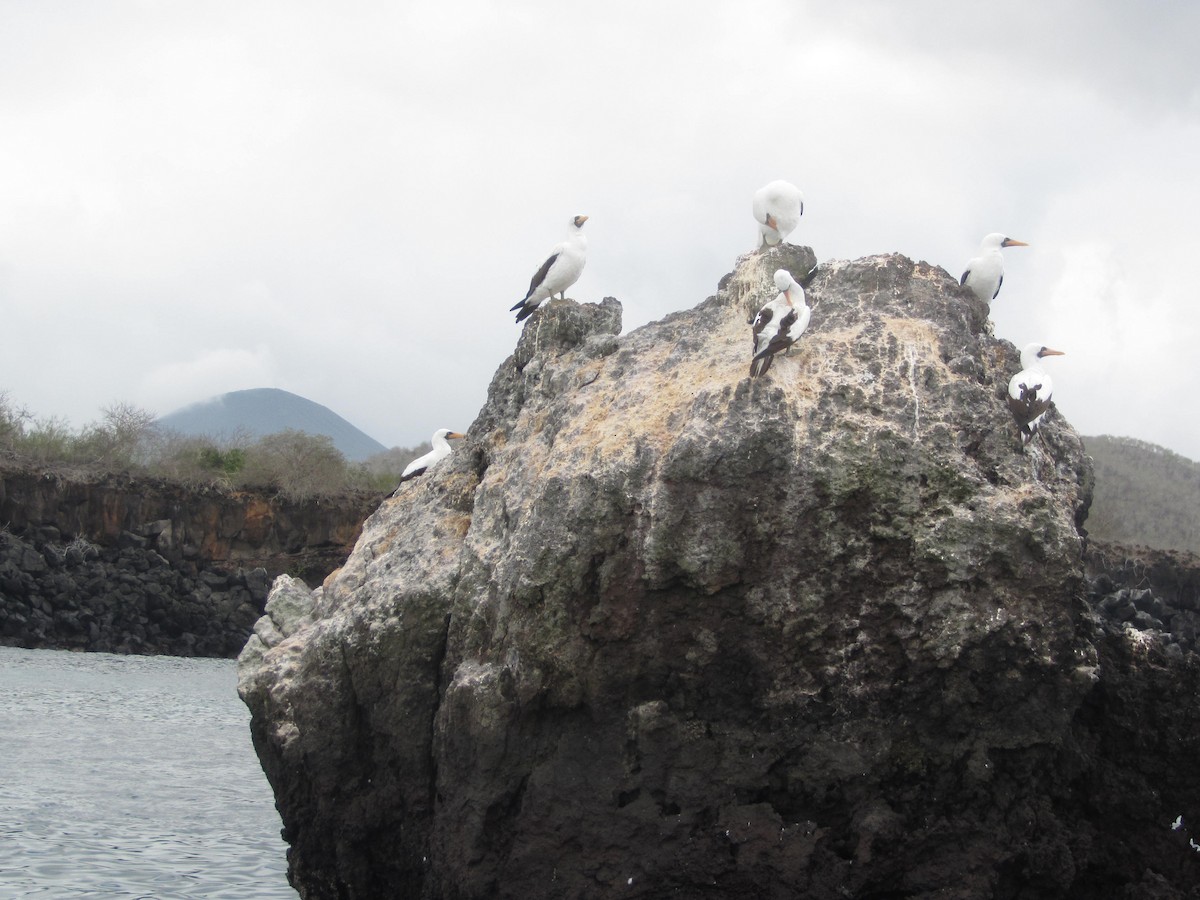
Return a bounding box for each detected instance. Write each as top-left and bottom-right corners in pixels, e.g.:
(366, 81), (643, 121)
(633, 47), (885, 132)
(511, 215), (589, 323)
(397, 429), (466, 484)
(752, 180), (804, 250)
(961, 232), (1028, 302)
(750, 269), (811, 378)
(1007, 343), (1064, 446)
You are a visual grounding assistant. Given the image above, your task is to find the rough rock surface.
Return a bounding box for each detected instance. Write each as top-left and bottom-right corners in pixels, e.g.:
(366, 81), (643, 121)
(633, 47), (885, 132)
(0, 466), (378, 584)
(239, 247), (1200, 899)
(0, 467), (381, 655)
(1086, 539), (1200, 658)
(0, 526), (269, 656)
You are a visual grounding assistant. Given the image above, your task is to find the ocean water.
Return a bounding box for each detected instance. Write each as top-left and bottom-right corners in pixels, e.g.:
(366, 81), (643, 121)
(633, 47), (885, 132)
(0, 646), (295, 898)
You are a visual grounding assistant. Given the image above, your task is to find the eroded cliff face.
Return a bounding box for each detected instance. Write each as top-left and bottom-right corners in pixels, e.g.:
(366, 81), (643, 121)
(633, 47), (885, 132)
(0, 467), (381, 655)
(0, 468), (377, 583)
(239, 247), (1200, 899)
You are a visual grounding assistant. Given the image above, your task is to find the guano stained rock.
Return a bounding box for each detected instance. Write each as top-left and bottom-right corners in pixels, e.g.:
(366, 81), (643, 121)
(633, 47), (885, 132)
(239, 247), (1200, 898)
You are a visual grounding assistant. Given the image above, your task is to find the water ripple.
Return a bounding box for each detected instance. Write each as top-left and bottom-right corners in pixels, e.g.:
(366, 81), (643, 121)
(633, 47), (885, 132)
(0, 647), (294, 898)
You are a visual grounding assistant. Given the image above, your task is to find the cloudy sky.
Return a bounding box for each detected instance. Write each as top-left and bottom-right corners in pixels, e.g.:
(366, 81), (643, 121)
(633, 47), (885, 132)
(2, 1), (1198, 461)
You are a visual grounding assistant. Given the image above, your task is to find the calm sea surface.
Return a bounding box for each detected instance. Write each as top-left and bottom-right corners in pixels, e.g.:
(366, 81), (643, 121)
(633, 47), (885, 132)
(0, 646), (295, 898)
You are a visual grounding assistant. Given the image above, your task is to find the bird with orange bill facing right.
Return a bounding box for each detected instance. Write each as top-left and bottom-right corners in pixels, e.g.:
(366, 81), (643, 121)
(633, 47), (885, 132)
(961, 233), (1028, 302)
(1007, 343), (1064, 446)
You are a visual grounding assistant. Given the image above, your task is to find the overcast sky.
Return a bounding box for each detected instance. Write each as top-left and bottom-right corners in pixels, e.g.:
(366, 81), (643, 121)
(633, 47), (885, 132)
(2, 1), (1198, 461)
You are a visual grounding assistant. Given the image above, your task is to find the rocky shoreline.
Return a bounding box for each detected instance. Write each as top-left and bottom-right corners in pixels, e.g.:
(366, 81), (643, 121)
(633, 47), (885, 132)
(0, 524), (269, 656)
(4, 512), (1195, 663)
(1086, 539), (1200, 659)
(0, 464), (384, 657)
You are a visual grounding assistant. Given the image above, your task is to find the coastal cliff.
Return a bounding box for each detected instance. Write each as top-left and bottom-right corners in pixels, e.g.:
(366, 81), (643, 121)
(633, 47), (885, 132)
(239, 247), (1200, 898)
(0, 468), (380, 655)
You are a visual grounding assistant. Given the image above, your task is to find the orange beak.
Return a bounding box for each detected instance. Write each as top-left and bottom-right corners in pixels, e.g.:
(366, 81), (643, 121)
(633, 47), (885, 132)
(1040, 348), (1065, 358)
(1002, 238), (1029, 247)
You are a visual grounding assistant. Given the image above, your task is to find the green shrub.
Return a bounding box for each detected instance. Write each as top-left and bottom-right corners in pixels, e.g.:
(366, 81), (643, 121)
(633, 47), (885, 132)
(0, 391), (410, 498)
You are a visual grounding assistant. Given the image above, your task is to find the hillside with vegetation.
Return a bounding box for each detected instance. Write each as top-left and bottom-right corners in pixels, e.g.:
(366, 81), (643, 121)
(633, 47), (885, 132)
(1083, 434), (1200, 555)
(0, 391), (430, 500)
(158, 388), (388, 462)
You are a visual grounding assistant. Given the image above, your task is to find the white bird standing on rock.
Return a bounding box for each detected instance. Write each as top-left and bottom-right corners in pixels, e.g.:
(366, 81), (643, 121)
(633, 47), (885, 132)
(960, 232), (1028, 302)
(752, 180), (804, 249)
(1007, 343), (1064, 446)
(750, 269), (811, 378)
(398, 429), (466, 483)
(511, 215), (588, 323)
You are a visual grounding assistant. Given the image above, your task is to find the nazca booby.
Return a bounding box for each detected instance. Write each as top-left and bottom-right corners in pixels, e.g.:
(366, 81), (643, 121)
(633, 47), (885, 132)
(960, 233), (1028, 302)
(753, 180), (804, 249)
(398, 429), (466, 483)
(750, 269), (811, 378)
(511, 215), (588, 323)
(1007, 343), (1064, 445)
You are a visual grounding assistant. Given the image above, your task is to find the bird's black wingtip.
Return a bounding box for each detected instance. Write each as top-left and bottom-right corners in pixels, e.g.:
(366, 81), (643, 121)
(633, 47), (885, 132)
(396, 467), (426, 486)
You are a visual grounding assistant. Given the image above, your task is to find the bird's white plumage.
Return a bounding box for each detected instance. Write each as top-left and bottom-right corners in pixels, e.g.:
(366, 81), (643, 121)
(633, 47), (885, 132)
(512, 215), (588, 322)
(749, 269), (811, 377)
(752, 180), (804, 249)
(1007, 343), (1064, 444)
(399, 428), (465, 482)
(961, 232), (1028, 302)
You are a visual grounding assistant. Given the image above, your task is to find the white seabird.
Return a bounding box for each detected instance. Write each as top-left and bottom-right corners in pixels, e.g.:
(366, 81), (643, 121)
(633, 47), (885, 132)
(750, 269), (811, 378)
(752, 180), (804, 249)
(398, 429), (466, 483)
(511, 215), (589, 323)
(960, 232), (1028, 302)
(1007, 343), (1064, 445)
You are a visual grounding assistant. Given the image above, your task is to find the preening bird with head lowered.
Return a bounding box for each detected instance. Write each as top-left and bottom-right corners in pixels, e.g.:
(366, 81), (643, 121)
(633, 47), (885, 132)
(749, 268), (811, 378)
(752, 180), (804, 249)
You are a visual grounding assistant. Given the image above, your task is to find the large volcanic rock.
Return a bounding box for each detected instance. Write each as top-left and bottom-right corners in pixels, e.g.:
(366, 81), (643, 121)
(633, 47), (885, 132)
(238, 247), (1200, 898)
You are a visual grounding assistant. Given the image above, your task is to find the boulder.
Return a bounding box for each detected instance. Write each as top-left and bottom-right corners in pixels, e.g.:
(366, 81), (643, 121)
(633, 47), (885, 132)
(239, 247), (1200, 898)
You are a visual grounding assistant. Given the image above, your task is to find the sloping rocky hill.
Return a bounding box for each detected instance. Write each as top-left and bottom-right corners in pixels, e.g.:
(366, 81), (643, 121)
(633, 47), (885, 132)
(239, 246), (1200, 898)
(1082, 435), (1200, 555)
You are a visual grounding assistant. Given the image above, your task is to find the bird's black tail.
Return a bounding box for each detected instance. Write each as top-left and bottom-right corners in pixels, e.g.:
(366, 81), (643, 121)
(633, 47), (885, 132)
(749, 352), (774, 378)
(513, 302), (536, 323)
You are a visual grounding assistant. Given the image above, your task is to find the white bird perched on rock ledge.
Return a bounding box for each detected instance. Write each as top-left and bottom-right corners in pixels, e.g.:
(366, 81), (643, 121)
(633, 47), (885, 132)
(752, 180), (804, 249)
(960, 233), (1028, 302)
(1007, 343), (1064, 446)
(750, 269), (811, 378)
(398, 429), (466, 483)
(511, 215), (589, 323)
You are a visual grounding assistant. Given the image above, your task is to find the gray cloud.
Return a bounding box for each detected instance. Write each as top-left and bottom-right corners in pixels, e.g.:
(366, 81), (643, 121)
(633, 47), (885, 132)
(1, 1), (1197, 460)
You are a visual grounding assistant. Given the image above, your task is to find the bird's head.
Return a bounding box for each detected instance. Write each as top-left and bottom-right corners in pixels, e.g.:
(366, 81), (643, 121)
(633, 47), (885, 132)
(433, 428), (467, 441)
(1019, 342), (1064, 369)
(572, 215), (589, 229)
(981, 232), (1026, 250)
(772, 269), (796, 292)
